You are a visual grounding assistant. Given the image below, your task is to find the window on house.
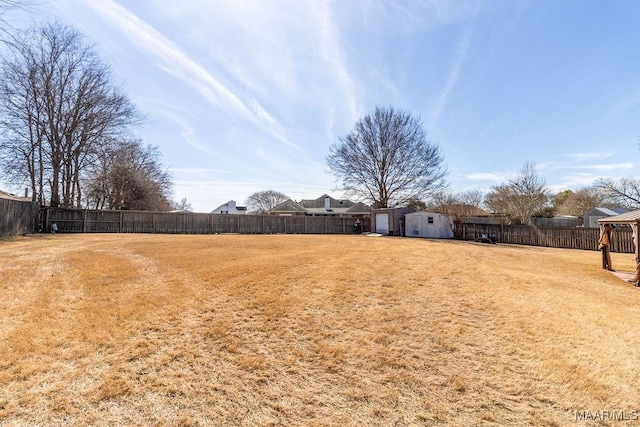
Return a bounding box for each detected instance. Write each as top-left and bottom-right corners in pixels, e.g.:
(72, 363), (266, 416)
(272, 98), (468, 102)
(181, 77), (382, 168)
(427, 217), (434, 224)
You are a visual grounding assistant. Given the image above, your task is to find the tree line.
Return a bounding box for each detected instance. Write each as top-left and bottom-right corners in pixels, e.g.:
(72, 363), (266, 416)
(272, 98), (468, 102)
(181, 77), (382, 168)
(0, 18), (172, 210)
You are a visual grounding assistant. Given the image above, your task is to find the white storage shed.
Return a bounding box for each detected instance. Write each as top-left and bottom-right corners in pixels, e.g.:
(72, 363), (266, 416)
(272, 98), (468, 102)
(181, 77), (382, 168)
(404, 212), (454, 239)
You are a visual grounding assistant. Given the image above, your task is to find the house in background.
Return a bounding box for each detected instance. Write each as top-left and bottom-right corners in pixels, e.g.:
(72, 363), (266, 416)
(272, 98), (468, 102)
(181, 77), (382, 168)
(583, 207), (623, 228)
(0, 189), (31, 202)
(269, 194), (369, 217)
(211, 200), (247, 215)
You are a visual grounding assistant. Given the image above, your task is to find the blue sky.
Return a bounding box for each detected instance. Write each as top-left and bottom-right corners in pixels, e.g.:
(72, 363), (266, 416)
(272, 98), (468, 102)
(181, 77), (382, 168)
(3, 0), (640, 212)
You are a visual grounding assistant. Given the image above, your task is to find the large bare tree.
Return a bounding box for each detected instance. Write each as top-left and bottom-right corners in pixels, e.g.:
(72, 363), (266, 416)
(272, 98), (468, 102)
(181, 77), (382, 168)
(0, 21), (139, 207)
(485, 162), (549, 224)
(327, 106), (448, 208)
(245, 189), (290, 214)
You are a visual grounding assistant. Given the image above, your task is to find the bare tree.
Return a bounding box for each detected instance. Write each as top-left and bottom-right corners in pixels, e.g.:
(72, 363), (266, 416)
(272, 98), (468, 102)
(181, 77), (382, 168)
(484, 162), (549, 224)
(0, 22), (140, 207)
(245, 189), (290, 214)
(172, 197), (192, 212)
(552, 186), (612, 216)
(85, 139), (172, 211)
(595, 178), (640, 209)
(428, 189), (485, 223)
(327, 106), (448, 208)
(0, 1), (31, 43)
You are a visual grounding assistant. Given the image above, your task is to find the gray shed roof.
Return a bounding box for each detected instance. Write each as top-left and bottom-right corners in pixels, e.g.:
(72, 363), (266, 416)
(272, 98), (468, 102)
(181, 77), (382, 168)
(597, 209), (640, 224)
(589, 207), (619, 216)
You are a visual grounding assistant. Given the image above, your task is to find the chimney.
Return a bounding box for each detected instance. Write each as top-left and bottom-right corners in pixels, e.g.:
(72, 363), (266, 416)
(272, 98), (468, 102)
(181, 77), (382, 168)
(25, 188), (29, 198)
(228, 200), (236, 213)
(324, 195), (331, 211)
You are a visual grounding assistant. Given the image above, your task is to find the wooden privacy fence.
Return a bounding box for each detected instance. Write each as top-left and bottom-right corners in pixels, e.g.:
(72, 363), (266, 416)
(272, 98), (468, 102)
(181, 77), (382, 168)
(459, 223), (634, 253)
(43, 208), (370, 235)
(0, 199), (40, 238)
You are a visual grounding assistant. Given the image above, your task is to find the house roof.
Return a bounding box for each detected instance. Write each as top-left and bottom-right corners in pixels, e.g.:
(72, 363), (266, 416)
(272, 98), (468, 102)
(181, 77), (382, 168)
(587, 207), (619, 216)
(346, 202), (370, 213)
(597, 209), (640, 224)
(211, 200), (246, 213)
(270, 195), (369, 215)
(299, 194), (355, 209)
(0, 189), (30, 202)
(270, 199), (307, 212)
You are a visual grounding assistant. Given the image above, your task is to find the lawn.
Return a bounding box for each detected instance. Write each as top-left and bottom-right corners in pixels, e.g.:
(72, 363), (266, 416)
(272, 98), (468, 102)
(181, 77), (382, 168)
(0, 234), (639, 426)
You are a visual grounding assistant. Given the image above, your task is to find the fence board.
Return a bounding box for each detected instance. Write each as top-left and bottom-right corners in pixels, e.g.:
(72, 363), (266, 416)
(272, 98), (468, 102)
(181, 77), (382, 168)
(0, 199), (40, 237)
(44, 209), (369, 236)
(460, 223), (633, 253)
(40, 209), (632, 253)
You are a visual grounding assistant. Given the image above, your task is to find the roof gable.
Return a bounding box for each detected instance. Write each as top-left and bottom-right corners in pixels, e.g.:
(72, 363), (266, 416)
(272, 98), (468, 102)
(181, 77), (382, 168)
(270, 199), (306, 212)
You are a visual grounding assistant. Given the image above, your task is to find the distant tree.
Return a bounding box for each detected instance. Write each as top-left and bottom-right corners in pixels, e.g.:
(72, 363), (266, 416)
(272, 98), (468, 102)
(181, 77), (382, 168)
(245, 189), (290, 214)
(172, 197), (192, 211)
(428, 189), (485, 223)
(406, 198), (427, 211)
(484, 162), (549, 224)
(327, 106), (448, 208)
(85, 139), (172, 211)
(552, 187), (611, 216)
(595, 178), (640, 209)
(0, 22), (140, 207)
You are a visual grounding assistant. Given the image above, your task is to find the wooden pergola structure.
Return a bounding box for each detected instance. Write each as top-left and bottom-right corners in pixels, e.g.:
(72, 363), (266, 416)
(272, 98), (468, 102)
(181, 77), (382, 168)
(598, 209), (640, 260)
(598, 210), (640, 283)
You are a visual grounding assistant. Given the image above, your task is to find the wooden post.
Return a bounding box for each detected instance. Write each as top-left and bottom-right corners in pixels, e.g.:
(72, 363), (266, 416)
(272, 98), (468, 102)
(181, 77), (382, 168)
(262, 215), (265, 234)
(635, 220), (640, 262)
(324, 216), (327, 234)
(304, 216), (307, 234)
(153, 212), (157, 233)
(237, 215), (241, 234)
(119, 211), (123, 233)
(82, 209), (87, 233)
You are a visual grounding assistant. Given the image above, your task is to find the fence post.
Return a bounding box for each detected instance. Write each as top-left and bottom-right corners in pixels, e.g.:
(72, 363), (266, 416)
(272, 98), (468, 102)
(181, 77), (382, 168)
(304, 216), (307, 234)
(119, 211), (123, 233)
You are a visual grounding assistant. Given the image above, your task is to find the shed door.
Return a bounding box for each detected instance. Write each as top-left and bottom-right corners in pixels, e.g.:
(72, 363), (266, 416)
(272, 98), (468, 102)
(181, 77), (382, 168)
(375, 213), (389, 234)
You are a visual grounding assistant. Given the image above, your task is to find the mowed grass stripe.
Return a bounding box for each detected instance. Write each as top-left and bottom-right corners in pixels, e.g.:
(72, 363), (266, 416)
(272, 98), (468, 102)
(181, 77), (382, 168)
(0, 234), (638, 426)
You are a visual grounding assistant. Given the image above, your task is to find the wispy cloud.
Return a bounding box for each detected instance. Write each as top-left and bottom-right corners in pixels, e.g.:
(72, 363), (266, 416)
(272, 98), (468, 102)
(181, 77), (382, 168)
(465, 172), (509, 182)
(86, 0), (299, 151)
(430, 27), (471, 129)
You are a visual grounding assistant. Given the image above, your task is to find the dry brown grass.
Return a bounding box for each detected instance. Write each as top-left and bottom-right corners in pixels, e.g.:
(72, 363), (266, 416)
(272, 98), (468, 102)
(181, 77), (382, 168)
(1, 233), (639, 426)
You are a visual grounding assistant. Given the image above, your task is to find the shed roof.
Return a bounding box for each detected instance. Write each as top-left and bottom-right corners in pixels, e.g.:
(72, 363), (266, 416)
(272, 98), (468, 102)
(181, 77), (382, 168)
(597, 209), (640, 224)
(587, 207), (619, 216)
